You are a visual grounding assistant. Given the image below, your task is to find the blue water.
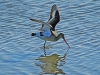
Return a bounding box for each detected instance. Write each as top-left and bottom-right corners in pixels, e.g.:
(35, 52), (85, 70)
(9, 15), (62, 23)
(0, 0), (100, 75)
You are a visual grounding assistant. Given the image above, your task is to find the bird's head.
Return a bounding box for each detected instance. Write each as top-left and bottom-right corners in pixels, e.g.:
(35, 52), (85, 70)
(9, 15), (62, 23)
(59, 33), (70, 48)
(59, 33), (65, 38)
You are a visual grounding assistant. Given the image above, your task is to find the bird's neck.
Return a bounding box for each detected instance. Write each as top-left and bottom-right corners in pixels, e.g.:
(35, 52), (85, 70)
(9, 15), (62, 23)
(56, 34), (61, 41)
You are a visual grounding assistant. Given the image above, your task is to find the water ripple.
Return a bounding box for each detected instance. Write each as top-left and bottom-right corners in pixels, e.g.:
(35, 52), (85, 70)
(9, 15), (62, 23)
(0, 0), (100, 75)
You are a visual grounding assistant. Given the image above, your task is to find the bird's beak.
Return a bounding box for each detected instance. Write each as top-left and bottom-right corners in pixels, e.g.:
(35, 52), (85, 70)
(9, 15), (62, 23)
(63, 37), (70, 48)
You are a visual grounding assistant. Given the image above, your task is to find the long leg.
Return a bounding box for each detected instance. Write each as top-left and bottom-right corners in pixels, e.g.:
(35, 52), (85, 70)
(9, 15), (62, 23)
(43, 41), (46, 56)
(44, 41), (46, 48)
(44, 47), (46, 56)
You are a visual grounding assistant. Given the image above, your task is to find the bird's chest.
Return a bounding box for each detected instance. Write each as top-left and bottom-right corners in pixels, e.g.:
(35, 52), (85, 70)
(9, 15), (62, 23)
(42, 35), (57, 41)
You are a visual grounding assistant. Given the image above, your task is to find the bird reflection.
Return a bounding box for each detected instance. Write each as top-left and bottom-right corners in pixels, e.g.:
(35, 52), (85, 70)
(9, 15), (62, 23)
(39, 45), (53, 56)
(35, 53), (68, 74)
(43, 45), (69, 56)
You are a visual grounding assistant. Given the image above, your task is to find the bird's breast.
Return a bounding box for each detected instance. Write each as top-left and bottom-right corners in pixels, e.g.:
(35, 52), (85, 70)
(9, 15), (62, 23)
(42, 35), (57, 41)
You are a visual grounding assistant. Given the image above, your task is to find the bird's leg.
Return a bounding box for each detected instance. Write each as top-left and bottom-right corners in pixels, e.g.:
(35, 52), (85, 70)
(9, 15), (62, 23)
(44, 48), (46, 56)
(44, 41), (46, 48)
(43, 41), (46, 56)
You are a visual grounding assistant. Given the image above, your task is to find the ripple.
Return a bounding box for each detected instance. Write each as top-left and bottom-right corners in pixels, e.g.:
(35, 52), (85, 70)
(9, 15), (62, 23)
(0, 0), (100, 75)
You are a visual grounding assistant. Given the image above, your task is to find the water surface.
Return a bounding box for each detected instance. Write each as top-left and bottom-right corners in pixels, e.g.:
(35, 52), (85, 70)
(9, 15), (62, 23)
(0, 0), (100, 75)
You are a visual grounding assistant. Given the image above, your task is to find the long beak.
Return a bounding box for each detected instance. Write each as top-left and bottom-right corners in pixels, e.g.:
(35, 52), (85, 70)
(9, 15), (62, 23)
(63, 38), (70, 48)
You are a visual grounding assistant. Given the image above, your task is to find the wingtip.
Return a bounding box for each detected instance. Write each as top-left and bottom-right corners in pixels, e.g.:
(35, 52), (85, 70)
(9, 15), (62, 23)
(51, 4), (58, 12)
(30, 18), (35, 21)
(30, 18), (33, 21)
(52, 4), (57, 9)
(53, 4), (57, 7)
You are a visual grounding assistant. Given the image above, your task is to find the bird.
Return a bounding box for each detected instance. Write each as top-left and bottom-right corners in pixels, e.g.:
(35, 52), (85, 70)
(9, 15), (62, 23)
(30, 4), (70, 49)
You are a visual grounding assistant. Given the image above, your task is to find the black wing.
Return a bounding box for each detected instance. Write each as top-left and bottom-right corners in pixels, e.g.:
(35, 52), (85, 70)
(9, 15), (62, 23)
(48, 4), (60, 31)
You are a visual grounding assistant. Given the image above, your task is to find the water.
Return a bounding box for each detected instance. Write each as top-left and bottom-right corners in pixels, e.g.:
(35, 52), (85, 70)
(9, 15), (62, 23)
(0, 0), (100, 75)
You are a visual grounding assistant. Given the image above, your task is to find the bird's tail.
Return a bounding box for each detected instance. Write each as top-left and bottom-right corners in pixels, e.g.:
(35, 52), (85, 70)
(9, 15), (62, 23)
(31, 33), (36, 36)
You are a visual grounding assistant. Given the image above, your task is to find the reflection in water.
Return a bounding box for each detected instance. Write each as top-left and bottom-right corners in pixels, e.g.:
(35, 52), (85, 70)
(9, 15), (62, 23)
(35, 52), (68, 74)
(40, 45), (69, 56)
(40, 45), (53, 56)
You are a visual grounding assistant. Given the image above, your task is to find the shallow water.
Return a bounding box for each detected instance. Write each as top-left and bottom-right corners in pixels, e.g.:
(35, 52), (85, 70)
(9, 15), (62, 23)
(0, 0), (100, 75)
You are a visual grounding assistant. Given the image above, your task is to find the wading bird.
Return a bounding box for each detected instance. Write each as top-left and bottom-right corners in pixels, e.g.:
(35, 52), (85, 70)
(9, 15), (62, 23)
(30, 4), (70, 49)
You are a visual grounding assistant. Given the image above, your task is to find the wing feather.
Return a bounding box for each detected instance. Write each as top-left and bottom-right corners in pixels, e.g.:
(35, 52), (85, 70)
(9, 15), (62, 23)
(47, 4), (60, 30)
